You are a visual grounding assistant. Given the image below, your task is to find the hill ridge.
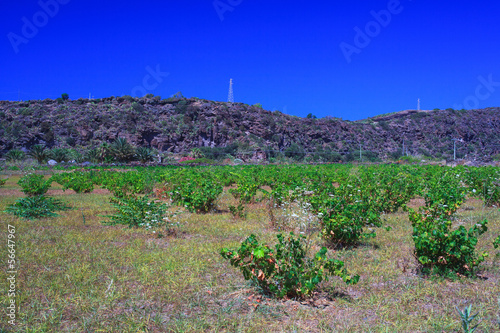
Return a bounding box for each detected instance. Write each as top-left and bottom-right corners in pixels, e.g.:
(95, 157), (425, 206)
(1, 97), (499, 161)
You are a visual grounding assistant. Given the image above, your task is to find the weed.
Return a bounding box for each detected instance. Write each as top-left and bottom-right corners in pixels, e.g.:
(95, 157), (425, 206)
(4, 195), (71, 219)
(456, 304), (480, 333)
(229, 204), (247, 219)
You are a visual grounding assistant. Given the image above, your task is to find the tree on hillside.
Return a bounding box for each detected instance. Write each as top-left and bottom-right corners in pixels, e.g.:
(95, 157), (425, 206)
(28, 145), (50, 164)
(49, 148), (70, 163)
(97, 143), (112, 163)
(284, 143), (306, 161)
(111, 138), (135, 162)
(135, 147), (155, 164)
(5, 149), (25, 162)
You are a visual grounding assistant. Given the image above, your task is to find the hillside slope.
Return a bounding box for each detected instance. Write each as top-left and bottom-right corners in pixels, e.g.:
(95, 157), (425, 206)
(1, 96), (499, 160)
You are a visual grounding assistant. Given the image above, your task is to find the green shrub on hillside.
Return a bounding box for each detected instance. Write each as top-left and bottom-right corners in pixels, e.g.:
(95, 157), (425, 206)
(5, 149), (25, 162)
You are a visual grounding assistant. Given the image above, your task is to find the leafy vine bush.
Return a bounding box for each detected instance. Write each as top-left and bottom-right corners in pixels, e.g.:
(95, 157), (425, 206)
(481, 177), (500, 207)
(51, 171), (94, 193)
(221, 233), (359, 298)
(368, 172), (418, 213)
(423, 181), (466, 212)
(100, 171), (156, 197)
(306, 184), (382, 247)
(463, 167), (500, 207)
(229, 181), (260, 203)
(409, 203), (488, 277)
(103, 195), (177, 230)
(164, 172), (223, 213)
(18, 174), (51, 196)
(4, 196), (70, 220)
(317, 201), (381, 246)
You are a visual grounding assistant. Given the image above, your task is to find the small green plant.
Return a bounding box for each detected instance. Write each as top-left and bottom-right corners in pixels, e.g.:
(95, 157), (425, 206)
(18, 174), (51, 196)
(494, 235), (500, 249)
(456, 305), (481, 333)
(4, 196), (70, 220)
(0, 178), (6, 187)
(103, 195), (177, 230)
(221, 233), (359, 299)
(229, 203), (247, 219)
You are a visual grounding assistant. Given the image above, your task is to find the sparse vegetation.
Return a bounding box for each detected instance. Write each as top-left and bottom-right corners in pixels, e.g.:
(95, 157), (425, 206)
(0, 99), (500, 162)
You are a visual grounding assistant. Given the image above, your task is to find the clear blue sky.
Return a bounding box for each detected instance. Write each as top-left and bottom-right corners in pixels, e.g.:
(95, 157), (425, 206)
(1, 0), (500, 120)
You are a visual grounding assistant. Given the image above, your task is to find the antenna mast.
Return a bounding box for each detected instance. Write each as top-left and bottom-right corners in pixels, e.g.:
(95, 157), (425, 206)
(228, 78), (234, 103)
(417, 98), (420, 111)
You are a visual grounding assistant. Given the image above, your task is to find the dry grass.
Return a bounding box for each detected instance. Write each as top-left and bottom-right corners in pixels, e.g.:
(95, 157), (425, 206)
(0, 176), (499, 332)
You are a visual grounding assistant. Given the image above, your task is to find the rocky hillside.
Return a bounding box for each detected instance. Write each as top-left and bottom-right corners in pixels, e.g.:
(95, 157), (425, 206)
(1, 96), (499, 160)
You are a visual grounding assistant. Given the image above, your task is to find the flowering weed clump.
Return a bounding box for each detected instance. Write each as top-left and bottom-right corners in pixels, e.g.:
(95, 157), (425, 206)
(102, 195), (178, 230)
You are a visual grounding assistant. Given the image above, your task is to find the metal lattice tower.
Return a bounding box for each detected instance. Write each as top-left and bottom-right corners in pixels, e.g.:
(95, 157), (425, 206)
(227, 78), (234, 103)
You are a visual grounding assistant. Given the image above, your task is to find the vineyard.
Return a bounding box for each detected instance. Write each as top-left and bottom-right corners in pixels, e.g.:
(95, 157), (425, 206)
(1, 163), (499, 332)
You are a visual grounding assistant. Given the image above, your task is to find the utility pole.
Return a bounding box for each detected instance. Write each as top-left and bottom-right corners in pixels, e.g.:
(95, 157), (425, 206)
(227, 78), (234, 103)
(359, 144), (362, 162)
(452, 138), (463, 160)
(417, 98), (420, 111)
(402, 139), (405, 157)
